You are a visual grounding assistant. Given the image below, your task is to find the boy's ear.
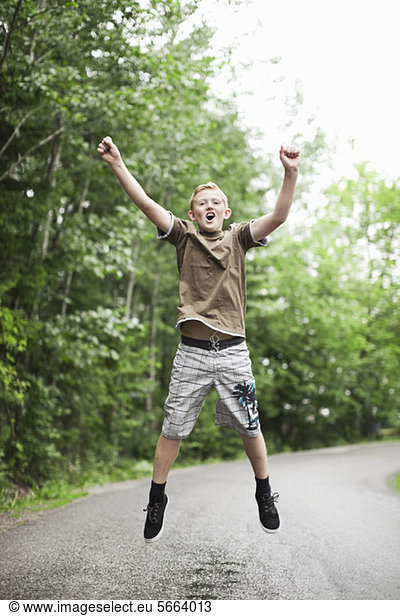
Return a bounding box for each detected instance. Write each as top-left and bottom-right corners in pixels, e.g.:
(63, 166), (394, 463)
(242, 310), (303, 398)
(188, 209), (196, 221)
(224, 208), (232, 220)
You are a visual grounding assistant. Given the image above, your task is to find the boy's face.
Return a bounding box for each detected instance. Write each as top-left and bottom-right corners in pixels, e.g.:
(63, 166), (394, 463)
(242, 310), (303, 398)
(188, 188), (231, 232)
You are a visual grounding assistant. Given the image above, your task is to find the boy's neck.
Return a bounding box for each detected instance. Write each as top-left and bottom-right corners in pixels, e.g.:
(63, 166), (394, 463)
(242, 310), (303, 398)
(198, 227), (223, 237)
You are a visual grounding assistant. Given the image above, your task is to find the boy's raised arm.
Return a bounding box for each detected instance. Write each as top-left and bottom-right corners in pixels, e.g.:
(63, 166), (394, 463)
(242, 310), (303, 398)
(97, 136), (171, 233)
(251, 145), (300, 241)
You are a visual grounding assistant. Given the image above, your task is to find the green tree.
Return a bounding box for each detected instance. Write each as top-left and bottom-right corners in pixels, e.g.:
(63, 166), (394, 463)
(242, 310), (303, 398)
(246, 164), (400, 450)
(0, 0), (272, 488)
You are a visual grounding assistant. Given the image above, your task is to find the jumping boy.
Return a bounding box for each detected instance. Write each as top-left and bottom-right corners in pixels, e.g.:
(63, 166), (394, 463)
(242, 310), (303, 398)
(97, 136), (300, 542)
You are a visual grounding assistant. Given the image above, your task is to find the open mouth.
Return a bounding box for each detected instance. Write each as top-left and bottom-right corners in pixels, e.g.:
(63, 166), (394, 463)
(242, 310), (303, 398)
(206, 212), (216, 221)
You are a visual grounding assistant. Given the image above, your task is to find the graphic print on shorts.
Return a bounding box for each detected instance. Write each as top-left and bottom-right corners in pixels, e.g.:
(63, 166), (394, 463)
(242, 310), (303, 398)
(232, 378), (259, 431)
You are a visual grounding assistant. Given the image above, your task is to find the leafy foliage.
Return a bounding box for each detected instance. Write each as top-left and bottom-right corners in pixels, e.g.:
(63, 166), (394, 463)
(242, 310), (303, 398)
(247, 165), (400, 450)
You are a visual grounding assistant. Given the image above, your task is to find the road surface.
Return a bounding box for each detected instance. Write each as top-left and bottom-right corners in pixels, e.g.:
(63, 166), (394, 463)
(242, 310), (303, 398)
(1, 442), (399, 600)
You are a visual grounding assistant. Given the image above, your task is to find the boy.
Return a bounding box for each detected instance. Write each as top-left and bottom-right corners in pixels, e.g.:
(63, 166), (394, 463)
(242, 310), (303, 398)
(97, 136), (300, 542)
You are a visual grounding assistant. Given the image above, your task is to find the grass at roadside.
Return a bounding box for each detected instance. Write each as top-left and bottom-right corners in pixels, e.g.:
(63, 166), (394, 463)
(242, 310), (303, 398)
(388, 473), (400, 494)
(0, 455), (231, 521)
(0, 459), (153, 520)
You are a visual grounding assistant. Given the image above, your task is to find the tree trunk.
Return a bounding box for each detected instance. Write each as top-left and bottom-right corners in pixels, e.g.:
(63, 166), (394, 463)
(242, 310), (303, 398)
(145, 244), (162, 413)
(60, 141), (93, 318)
(125, 243), (140, 319)
(145, 186), (172, 412)
(41, 125), (63, 260)
(29, 130), (63, 319)
(0, 0), (24, 73)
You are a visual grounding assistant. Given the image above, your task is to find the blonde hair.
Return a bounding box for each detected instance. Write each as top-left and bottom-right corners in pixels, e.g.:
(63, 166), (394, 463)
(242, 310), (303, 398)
(189, 182), (228, 209)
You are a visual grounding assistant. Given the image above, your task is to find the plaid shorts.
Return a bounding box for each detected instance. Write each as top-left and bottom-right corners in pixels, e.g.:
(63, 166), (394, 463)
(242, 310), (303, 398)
(162, 339), (260, 439)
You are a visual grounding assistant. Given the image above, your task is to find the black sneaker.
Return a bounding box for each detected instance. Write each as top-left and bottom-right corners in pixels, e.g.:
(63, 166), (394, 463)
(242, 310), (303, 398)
(256, 492), (280, 533)
(143, 494), (168, 543)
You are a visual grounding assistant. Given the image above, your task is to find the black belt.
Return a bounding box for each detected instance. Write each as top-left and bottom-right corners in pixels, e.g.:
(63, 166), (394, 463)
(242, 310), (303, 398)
(181, 335), (244, 352)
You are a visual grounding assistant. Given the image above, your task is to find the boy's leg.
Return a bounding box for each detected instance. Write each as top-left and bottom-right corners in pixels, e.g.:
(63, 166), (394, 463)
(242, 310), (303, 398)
(241, 432), (280, 534)
(143, 434), (181, 544)
(144, 342), (212, 542)
(240, 432), (269, 479)
(153, 433), (181, 483)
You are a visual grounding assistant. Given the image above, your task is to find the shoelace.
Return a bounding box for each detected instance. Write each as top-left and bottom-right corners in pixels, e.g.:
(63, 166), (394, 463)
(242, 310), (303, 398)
(259, 492), (279, 513)
(143, 501), (163, 524)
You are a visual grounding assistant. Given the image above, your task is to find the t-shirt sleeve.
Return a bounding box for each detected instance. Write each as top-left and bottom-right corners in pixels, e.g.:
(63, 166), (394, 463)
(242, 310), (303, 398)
(157, 214), (188, 246)
(234, 220), (269, 251)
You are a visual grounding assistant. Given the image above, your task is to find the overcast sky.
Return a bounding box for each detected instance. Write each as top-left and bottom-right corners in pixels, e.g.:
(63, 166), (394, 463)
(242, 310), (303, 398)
(190, 0), (400, 183)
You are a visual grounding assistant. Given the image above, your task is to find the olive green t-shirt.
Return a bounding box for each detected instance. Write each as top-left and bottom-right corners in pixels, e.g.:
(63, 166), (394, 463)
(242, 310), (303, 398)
(158, 214), (268, 337)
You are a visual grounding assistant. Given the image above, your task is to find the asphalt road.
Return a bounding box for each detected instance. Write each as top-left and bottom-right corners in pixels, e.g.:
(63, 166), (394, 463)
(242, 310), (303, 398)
(1, 442), (399, 600)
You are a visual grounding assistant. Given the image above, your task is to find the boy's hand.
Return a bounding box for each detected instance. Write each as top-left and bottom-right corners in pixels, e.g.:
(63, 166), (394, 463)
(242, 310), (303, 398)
(280, 145), (300, 172)
(97, 136), (121, 166)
